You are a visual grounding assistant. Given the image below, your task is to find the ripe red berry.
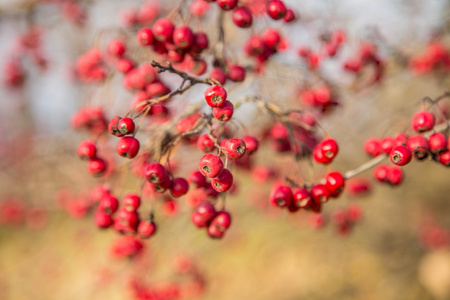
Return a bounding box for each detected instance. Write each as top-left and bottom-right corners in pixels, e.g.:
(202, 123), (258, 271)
(380, 137), (396, 155)
(262, 28), (281, 50)
(138, 220), (157, 238)
(390, 145), (412, 166)
(210, 67), (227, 85)
(283, 8), (296, 22)
(438, 150), (450, 166)
(99, 195), (119, 215)
(77, 139), (97, 160)
(406, 135), (430, 160)
(173, 25), (194, 49)
(207, 223), (225, 239)
(116, 208), (139, 228)
(148, 173), (171, 193)
(170, 177), (189, 198)
(364, 137), (381, 157)
(428, 132), (447, 154)
(186, 56), (207, 75)
(325, 171), (346, 197)
(292, 187), (311, 208)
(232, 6), (253, 28)
(266, 0), (287, 20)
(313, 138), (339, 164)
(224, 138), (246, 159)
(204, 85), (227, 107)
(116, 136), (140, 159)
(197, 133), (215, 153)
(91, 184), (110, 202)
(137, 27), (154, 46)
(373, 165), (389, 182)
(411, 110), (435, 132)
(211, 169), (233, 192)
(87, 158), (107, 177)
(108, 39), (126, 57)
(242, 136), (259, 155)
(311, 184), (330, 203)
(116, 58), (134, 73)
(144, 162), (166, 184)
(387, 165), (403, 185)
(109, 116), (124, 137)
(95, 211), (113, 228)
(212, 100), (234, 121)
(194, 201), (216, 225)
(191, 32), (209, 53)
(209, 211), (231, 231)
(394, 133), (408, 145)
(152, 18), (175, 42)
(199, 154), (223, 178)
(188, 170), (207, 188)
(269, 185), (293, 208)
(227, 64), (246, 82)
(118, 117), (135, 135)
(217, 0), (238, 10)
(123, 193), (141, 212)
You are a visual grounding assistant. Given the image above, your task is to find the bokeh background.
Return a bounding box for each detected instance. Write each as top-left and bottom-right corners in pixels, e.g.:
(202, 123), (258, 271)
(1, 0), (450, 299)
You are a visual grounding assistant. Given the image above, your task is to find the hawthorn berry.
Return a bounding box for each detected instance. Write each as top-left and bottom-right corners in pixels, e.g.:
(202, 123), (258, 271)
(137, 27), (154, 46)
(116, 136), (140, 159)
(217, 0), (238, 10)
(373, 165), (389, 182)
(394, 133), (408, 145)
(95, 211), (113, 229)
(406, 135), (429, 160)
(197, 133), (215, 153)
(242, 136), (259, 155)
(204, 85), (227, 107)
(390, 145), (412, 166)
(199, 154), (223, 178)
(262, 28), (281, 50)
(313, 138), (339, 164)
(170, 177), (189, 198)
(118, 117), (135, 135)
(311, 184), (330, 203)
(232, 6), (253, 28)
(99, 195), (119, 215)
(211, 169), (233, 192)
(227, 64), (246, 82)
(116, 58), (134, 73)
(283, 8), (296, 22)
(149, 173), (172, 193)
(387, 165), (404, 185)
(77, 139), (97, 160)
(188, 170), (207, 188)
(364, 137), (381, 157)
(87, 158), (107, 177)
(193, 201), (216, 226)
(116, 208), (139, 228)
(269, 185), (293, 208)
(173, 25), (194, 50)
(411, 110), (435, 132)
(207, 223), (225, 239)
(107, 39), (126, 57)
(138, 220), (157, 238)
(144, 162), (166, 184)
(266, 0), (287, 20)
(152, 18), (175, 42)
(212, 100), (234, 121)
(292, 187), (311, 208)
(224, 138), (246, 159)
(325, 171), (346, 197)
(210, 67), (227, 85)
(428, 132), (447, 154)
(380, 137), (396, 155)
(123, 193), (141, 212)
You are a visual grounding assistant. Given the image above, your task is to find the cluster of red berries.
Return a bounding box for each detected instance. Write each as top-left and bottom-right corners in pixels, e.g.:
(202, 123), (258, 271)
(331, 204), (363, 236)
(77, 140), (108, 176)
(343, 41), (384, 83)
(299, 85), (338, 112)
(75, 49), (107, 83)
(71, 106), (108, 135)
(409, 41), (450, 75)
(244, 28), (285, 65)
(59, 0), (87, 26)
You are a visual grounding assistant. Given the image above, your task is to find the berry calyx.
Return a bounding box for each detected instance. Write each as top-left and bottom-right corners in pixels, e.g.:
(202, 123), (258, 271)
(269, 185), (293, 208)
(118, 117), (135, 135)
(292, 187), (311, 208)
(144, 162), (166, 184)
(311, 184), (330, 203)
(123, 193), (141, 212)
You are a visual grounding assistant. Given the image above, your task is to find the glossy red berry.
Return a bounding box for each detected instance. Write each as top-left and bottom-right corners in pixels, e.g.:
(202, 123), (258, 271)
(116, 58), (134, 73)
(199, 154), (223, 178)
(364, 137), (381, 157)
(406, 135), (429, 160)
(170, 177), (189, 198)
(428, 132), (447, 154)
(292, 187), (311, 208)
(99, 195), (119, 214)
(325, 171), (346, 197)
(266, 0), (287, 20)
(390, 145), (412, 166)
(373, 165), (389, 182)
(173, 25), (194, 49)
(152, 18), (175, 42)
(224, 138), (246, 159)
(394, 133), (408, 145)
(311, 184), (330, 203)
(204, 85), (227, 107)
(387, 165), (403, 185)
(283, 8), (296, 22)
(149, 173), (171, 193)
(108, 39), (126, 57)
(209, 211), (231, 232)
(118, 117), (135, 135)
(116, 208), (139, 228)
(116, 137), (140, 159)
(207, 223), (225, 239)
(438, 151), (450, 166)
(212, 100), (234, 121)
(192, 32), (209, 53)
(217, 0), (238, 10)
(227, 64), (246, 82)
(188, 170), (207, 188)
(138, 220), (157, 238)
(137, 27), (154, 46)
(411, 110), (435, 132)
(380, 137), (396, 155)
(144, 162), (166, 184)
(313, 138), (339, 164)
(193, 201), (216, 226)
(95, 211), (113, 228)
(211, 169), (233, 192)
(242, 136), (259, 155)
(123, 193), (141, 212)
(269, 185), (293, 208)
(77, 140), (97, 160)
(232, 6), (253, 28)
(210, 67), (227, 85)
(197, 133), (215, 153)
(262, 28), (281, 50)
(87, 158), (107, 177)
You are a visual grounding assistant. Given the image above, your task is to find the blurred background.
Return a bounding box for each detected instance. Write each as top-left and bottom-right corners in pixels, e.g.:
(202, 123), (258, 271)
(1, 0), (450, 299)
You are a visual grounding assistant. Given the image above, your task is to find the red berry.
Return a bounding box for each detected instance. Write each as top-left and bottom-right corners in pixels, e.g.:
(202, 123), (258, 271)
(212, 100), (234, 121)
(118, 117), (135, 135)
(428, 132), (447, 154)
(77, 139), (97, 160)
(199, 154), (223, 178)
(394, 133), (408, 145)
(210, 67), (227, 85)
(197, 133), (215, 153)
(99, 195), (119, 214)
(138, 220), (157, 238)
(227, 64), (246, 82)
(123, 193), (141, 212)
(95, 211), (113, 228)
(232, 6), (253, 28)
(313, 138), (339, 164)
(387, 165), (403, 185)
(266, 0), (287, 20)
(210, 211), (231, 231)
(170, 177), (189, 198)
(137, 27), (154, 46)
(195, 201), (216, 223)
(116, 136), (140, 159)
(144, 162), (166, 184)
(117, 208), (139, 228)
(149, 172), (171, 193)
(188, 170), (207, 188)
(242, 136), (259, 155)
(116, 58), (134, 73)
(224, 138), (246, 159)
(211, 169), (233, 192)
(325, 171), (345, 197)
(108, 39), (126, 57)
(262, 28), (281, 50)
(217, 0), (238, 10)
(109, 116), (124, 137)
(364, 137), (381, 157)
(390, 145), (412, 166)
(207, 223), (225, 239)
(380, 137), (396, 155)
(191, 32), (209, 54)
(173, 25), (194, 50)
(269, 185), (293, 208)
(152, 18), (175, 42)
(311, 184), (330, 203)
(373, 165), (389, 182)
(204, 85), (227, 107)
(438, 150), (450, 166)
(186, 56), (207, 75)
(87, 158), (107, 177)
(292, 187), (311, 208)
(411, 110), (435, 132)
(91, 184), (110, 202)
(406, 135), (429, 160)
(283, 8), (296, 22)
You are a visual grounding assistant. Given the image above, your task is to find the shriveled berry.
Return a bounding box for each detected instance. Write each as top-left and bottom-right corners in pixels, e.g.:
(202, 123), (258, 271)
(292, 187), (311, 208)
(224, 138), (246, 159)
(411, 110), (435, 132)
(232, 6), (253, 28)
(390, 145), (412, 166)
(266, 0), (287, 20)
(406, 135), (429, 160)
(242, 136), (259, 155)
(212, 100), (234, 121)
(311, 184), (330, 203)
(197, 133), (215, 153)
(77, 139), (97, 160)
(116, 137), (140, 159)
(211, 169), (233, 192)
(170, 177), (189, 198)
(123, 193), (141, 212)
(118, 117), (135, 135)
(87, 158), (107, 177)
(204, 85), (227, 107)
(144, 162), (166, 184)
(325, 171), (345, 198)
(199, 154), (223, 178)
(269, 185), (293, 208)
(108, 116), (124, 137)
